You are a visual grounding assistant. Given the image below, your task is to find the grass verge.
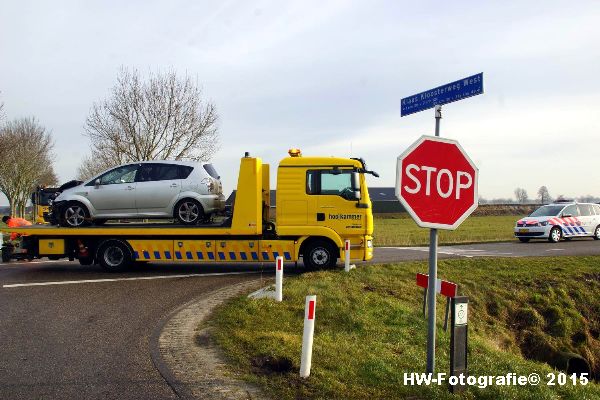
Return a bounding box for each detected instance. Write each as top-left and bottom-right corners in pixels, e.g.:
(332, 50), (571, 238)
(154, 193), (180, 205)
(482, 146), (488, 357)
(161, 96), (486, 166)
(212, 256), (600, 400)
(374, 215), (518, 246)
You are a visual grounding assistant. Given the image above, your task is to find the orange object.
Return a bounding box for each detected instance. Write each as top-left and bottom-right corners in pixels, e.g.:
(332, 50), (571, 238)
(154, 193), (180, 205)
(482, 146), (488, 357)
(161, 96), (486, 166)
(7, 217), (32, 241)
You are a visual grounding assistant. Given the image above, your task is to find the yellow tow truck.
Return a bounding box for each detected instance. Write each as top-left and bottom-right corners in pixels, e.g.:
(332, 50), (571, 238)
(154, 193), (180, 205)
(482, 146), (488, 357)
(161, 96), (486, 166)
(31, 186), (60, 224)
(1, 150), (377, 271)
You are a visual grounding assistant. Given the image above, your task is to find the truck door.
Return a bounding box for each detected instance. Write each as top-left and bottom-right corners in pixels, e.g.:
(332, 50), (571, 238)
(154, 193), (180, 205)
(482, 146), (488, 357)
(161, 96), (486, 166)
(307, 169), (367, 234)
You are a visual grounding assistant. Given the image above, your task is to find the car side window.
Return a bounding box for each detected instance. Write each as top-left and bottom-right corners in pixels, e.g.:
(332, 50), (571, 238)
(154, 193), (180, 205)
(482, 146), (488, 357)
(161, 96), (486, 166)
(179, 166), (194, 179)
(136, 164), (155, 182)
(99, 164), (138, 185)
(579, 204), (593, 217)
(594, 205), (600, 216)
(562, 205), (580, 217)
(152, 164), (180, 181)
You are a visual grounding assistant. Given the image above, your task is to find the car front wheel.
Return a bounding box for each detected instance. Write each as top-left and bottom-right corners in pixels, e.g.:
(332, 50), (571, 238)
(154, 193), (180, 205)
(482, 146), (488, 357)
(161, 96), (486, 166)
(62, 202), (90, 227)
(548, 226), (562, 243)
(518, 237), (530, 243)
(594, 225), (600, 240)
(175, 199), (204, 225)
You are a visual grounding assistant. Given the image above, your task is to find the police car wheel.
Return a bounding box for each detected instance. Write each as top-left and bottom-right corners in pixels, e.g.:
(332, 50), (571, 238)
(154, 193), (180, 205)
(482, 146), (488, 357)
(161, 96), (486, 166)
(548, 227), (562, 243)
(518, 237), (530, 243)
(594, 225), (600, 240)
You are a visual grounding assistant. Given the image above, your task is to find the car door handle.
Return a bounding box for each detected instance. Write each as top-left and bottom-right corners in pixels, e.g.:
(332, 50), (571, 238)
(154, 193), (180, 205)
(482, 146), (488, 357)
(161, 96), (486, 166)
(126, 186), (135, 190)
(170, 184), (178, 188)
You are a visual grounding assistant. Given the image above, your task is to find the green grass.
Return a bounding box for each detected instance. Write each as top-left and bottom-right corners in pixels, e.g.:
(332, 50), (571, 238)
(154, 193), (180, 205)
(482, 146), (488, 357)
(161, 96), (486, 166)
(374, 215), (518, 246)
(212, 257), (600, 400)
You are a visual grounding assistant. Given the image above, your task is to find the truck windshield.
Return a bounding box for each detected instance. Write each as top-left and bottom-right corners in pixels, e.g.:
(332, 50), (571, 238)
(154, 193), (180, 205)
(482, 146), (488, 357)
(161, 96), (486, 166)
(203, 164), (220, 180)
(529, 205), (564, 217)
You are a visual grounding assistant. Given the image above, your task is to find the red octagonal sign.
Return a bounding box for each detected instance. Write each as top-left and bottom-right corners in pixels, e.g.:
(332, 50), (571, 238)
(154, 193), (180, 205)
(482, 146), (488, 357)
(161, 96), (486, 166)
(395, 135), (478, 230)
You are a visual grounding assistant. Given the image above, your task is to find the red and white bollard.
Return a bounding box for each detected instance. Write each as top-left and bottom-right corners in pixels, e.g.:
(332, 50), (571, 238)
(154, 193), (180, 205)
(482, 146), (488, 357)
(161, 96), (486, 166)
(275, 256), (283, 302)
(344, 239), (356, 272)
(300, 295), (316, 378)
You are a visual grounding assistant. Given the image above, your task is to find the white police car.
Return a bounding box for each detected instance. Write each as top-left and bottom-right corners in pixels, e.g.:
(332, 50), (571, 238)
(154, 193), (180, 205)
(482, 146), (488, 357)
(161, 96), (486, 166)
(514, 201), (600, 243)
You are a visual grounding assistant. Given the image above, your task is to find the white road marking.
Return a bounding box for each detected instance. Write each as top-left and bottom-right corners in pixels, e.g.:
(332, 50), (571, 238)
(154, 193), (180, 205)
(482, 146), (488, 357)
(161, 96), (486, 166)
(2, 271), (260, 289)
(0, 260), (67, 265)
(378, 246), (513, 258)
(546, 248), (565, 251)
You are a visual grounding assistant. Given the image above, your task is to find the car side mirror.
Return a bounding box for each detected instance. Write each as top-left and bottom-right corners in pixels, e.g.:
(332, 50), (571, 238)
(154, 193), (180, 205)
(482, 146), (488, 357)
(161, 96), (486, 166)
(94, 179), (100, 188)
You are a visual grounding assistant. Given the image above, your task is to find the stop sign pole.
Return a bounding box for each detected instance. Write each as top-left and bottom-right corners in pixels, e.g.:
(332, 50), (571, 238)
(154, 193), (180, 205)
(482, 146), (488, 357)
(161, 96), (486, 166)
(396, 115), (478, 374)
(427, 105), (442, 374)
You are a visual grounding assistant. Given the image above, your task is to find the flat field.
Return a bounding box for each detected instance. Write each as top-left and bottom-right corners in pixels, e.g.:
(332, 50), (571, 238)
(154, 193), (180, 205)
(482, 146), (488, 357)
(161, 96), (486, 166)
(374, 214), (518, 246)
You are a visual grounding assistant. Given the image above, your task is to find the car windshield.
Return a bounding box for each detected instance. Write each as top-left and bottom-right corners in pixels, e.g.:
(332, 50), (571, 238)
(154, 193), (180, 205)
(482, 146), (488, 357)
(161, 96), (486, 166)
(529, 205), (564, 217)
(203, 164), (220, 179)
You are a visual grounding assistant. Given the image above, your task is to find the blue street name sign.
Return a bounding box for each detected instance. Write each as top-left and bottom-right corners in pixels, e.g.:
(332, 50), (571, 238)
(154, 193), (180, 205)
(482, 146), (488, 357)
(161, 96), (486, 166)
(401, 73), (483, 117)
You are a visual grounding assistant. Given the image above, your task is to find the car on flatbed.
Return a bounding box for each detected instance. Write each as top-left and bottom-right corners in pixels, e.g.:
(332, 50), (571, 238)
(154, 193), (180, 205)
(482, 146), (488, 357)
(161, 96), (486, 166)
(51, 161), (225, 227)
(514, 201), (600, 243)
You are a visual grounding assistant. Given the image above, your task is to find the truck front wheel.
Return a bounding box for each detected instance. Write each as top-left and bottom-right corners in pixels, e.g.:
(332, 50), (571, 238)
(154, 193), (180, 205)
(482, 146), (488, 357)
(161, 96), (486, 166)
(302, 240), (338, 270)
(97, 240), (132, 272)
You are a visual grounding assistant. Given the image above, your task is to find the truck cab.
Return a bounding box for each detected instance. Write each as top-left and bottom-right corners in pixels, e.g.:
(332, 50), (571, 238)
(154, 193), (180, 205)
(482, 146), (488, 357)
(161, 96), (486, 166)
(276, 149), (376, 268)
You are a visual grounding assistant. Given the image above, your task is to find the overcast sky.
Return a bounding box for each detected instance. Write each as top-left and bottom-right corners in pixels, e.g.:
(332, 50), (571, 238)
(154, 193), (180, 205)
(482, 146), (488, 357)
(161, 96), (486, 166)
(1, 0), (599, 206)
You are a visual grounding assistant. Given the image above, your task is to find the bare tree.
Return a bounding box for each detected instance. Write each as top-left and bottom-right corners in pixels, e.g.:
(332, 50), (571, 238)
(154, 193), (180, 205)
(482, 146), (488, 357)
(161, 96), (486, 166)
(0, 118), (57, 218)
(514, 188), (529, 204)
(537, 186), (551, 204)
(79, 67), (219, 179)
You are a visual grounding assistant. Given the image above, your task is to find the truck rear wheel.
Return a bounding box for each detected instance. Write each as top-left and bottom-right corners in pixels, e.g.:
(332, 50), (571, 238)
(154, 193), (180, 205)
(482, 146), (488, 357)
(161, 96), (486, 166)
(302, 240), (338, 270)
(97, 240), (132, 272)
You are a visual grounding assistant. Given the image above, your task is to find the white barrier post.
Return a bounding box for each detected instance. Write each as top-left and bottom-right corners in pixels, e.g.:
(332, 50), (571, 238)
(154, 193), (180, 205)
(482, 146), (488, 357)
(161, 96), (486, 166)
(344, 239), (351, 272)
(300, 295), (316, 378)
(275, 256), (283, 302)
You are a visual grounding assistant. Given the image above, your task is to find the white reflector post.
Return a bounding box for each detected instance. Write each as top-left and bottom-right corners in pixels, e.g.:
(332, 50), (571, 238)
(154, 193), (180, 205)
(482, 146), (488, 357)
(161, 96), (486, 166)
(300, 295), (317, 378)
(344, 239), (351, 272)
(275, 256), (283, 302)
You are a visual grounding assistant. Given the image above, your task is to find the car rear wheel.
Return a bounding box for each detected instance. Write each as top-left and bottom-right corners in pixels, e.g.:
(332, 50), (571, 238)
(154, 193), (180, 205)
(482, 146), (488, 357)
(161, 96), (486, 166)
(594, 225), (600, 240)
(548, 226), (562, 243)
(518, 237), (530, 243)
(62, 202), (90, 227)
(175, 199), (204, 225)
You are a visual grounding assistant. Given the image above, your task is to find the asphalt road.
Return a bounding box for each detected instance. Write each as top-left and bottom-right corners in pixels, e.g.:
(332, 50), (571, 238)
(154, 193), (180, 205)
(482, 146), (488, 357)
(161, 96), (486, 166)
(0, 238), (598, 399)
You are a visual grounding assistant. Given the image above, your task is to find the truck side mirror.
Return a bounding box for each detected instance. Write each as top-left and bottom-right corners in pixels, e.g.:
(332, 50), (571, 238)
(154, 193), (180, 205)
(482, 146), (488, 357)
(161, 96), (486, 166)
(351, 172), (361, 200)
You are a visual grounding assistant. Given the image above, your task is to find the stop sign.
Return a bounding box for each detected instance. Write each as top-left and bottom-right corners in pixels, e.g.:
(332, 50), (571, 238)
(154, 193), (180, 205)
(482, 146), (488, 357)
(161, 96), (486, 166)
(395, 135), (478, 230)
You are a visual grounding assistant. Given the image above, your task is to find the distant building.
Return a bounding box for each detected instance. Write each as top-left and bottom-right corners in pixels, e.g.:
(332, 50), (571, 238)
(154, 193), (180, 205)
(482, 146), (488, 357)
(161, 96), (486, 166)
(226, 187), (403, 214)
